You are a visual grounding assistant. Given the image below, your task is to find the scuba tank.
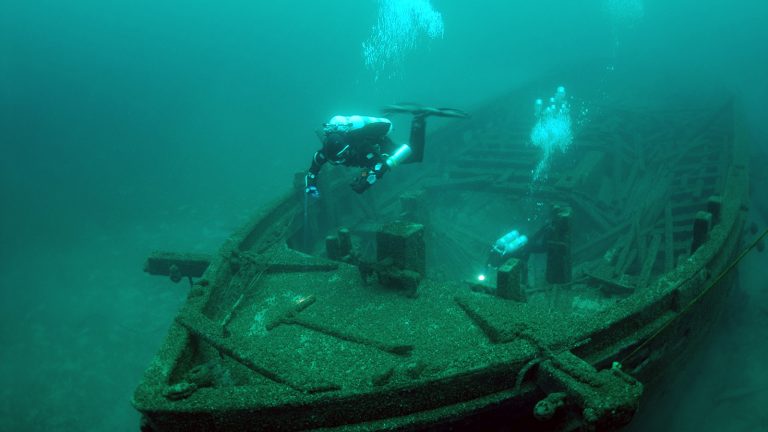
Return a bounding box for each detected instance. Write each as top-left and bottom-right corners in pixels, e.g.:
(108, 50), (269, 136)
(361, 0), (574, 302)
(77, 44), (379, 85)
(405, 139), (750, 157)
(492, 230), (529, 256)
(487, 229), (529, 268)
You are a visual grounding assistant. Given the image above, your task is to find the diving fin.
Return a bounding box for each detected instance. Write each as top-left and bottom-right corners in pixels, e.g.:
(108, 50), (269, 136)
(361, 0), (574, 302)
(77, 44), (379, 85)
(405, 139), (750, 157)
(382, 103), (470, 119)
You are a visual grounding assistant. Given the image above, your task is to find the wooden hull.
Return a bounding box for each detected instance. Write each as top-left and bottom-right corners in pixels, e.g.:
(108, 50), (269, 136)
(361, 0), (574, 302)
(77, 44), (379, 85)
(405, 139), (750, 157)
(133, 83), (750, 431)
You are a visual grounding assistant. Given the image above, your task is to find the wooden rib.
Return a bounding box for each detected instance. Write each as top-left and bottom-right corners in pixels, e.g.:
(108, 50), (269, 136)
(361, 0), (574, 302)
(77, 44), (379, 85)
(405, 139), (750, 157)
(664, 203), (674, 272)
(639, 234), (662, 289)
(613, 228), (635, 277)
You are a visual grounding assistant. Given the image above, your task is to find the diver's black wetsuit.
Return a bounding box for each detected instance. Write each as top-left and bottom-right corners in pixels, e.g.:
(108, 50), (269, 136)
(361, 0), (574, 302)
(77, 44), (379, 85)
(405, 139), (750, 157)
(305, 115), (427, 195)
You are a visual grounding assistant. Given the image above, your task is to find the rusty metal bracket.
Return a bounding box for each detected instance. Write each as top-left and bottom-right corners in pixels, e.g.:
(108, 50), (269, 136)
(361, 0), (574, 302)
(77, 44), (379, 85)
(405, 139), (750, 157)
(535, 351), (643, 431)
(144, 251), (211, 284)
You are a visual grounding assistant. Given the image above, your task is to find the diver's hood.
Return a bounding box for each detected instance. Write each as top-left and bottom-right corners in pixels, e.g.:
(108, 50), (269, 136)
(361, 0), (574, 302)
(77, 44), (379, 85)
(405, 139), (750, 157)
(323, 133), (351, 163)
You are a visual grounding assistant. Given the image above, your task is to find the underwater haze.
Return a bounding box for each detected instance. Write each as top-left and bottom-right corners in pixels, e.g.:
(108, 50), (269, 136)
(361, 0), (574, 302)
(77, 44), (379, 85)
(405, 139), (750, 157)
(1, 0), (767, 431)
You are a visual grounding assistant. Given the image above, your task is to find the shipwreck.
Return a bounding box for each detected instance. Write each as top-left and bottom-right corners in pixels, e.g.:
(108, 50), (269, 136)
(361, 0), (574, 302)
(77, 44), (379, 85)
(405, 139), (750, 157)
(134, 77), (754, 431)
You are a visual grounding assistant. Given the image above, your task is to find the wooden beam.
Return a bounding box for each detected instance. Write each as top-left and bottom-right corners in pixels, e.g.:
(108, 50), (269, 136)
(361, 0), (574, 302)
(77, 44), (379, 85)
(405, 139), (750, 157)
(144, 251), (211, 281)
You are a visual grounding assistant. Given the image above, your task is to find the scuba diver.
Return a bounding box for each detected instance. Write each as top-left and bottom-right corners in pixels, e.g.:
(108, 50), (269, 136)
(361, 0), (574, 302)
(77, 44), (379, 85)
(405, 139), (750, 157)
(487, 223), (551, 268)
(304, 104), (469, 197)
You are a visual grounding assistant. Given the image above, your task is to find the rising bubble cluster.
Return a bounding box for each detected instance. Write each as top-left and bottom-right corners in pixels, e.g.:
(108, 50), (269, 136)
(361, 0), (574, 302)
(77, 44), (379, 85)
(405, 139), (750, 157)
(604, 0), (645, 29)
(530, 86), (573, 181)
(362, 0), (444, 80)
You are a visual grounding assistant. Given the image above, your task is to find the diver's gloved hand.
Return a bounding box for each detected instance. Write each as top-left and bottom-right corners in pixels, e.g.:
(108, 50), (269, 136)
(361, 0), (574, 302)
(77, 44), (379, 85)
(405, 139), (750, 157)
(306, 185), (320, 198)
(305, 173), (320, 198)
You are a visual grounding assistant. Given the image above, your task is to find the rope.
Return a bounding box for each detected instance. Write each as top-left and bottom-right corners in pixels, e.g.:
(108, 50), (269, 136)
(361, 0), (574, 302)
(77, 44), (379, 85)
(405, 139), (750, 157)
(620, 227), (768, 365)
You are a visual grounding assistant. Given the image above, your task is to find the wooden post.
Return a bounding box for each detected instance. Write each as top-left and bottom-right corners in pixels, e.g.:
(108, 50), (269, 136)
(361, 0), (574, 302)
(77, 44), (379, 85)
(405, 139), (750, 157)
(546, 205), (572, 284)
(707, 196), (722, 225)
(691, 211), (712, 254)
(377, 222), (426, 276)
(338, 228), (352, 258)
(325, 236), (340, 260)
(497, 258), (525, 301)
